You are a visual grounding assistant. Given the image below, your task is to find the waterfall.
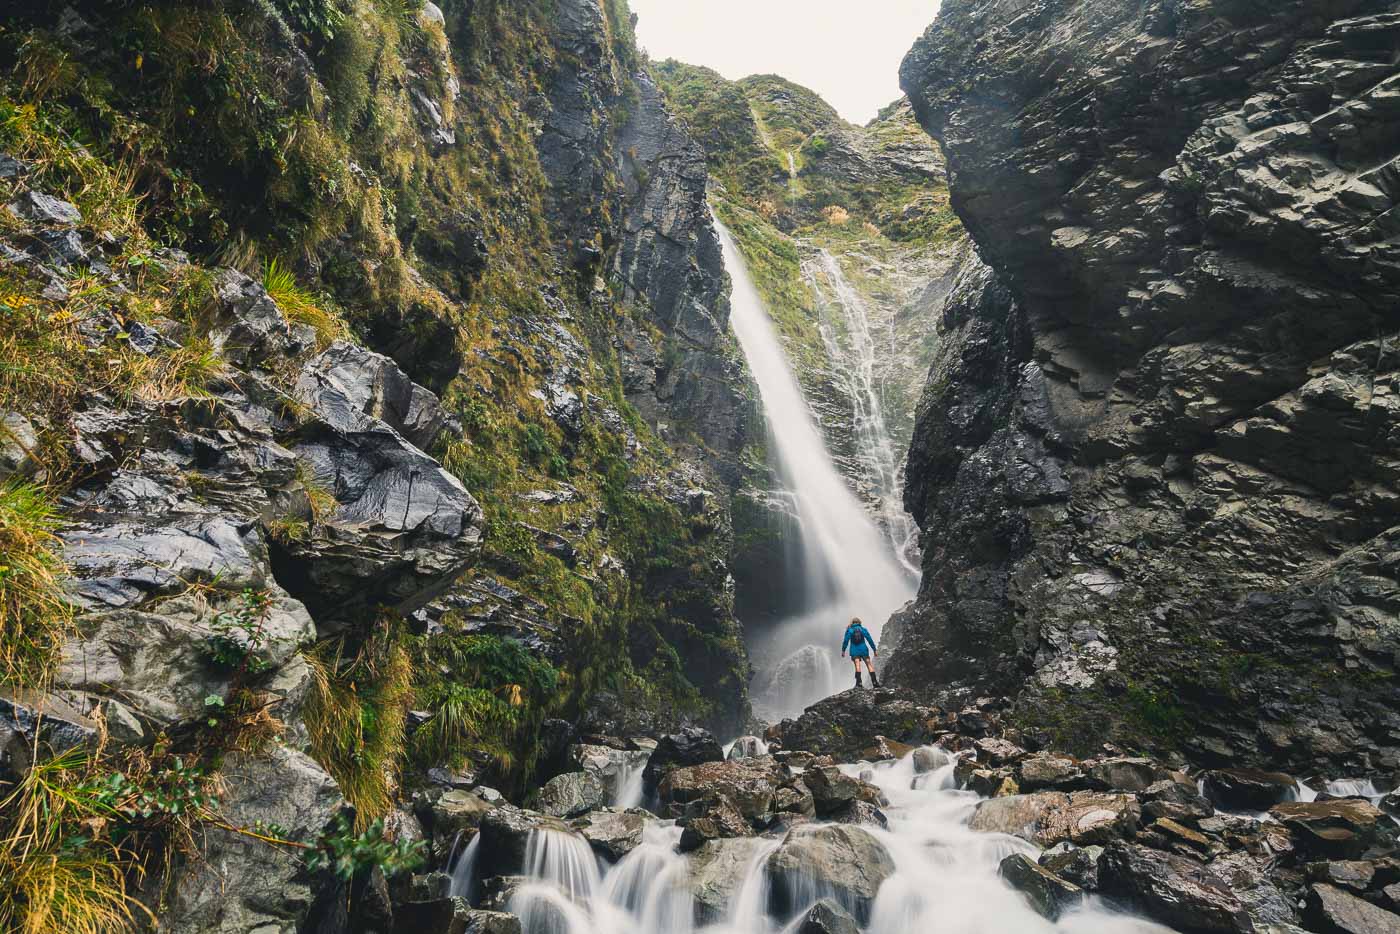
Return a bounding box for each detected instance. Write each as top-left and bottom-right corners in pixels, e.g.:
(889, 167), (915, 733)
(447, 832), (481, 900)
(804, 249), (922, 576)
(715, 217), (916, 719)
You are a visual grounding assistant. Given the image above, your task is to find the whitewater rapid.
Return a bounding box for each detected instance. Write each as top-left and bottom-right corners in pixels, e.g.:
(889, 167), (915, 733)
(479, 745), (1179, 934)
(715, 217), (917, 721)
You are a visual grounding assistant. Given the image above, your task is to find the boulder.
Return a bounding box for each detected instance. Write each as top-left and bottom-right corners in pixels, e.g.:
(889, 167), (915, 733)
(0, 690), (99, 780)
(967, 768), (1020, 798)
(295, 341), (451, 451)
(689, 837), (777, 924)
(1142, 779), (1215, 824)
(912, 745), (953, 774)
(1019, 752), (1085, 791)
(659, 755), (783, 825)
(774, 782), (816, 817)
(1088, 757), (1167, 794)
(571, 742), (650, 801)
(766, 825), (895, 923)
(1271, 800), (1388, 859)
(531, 771), (607, 819)
(797, 898), (862, 934)
(210, 268), (307, 368)
(974, 736), (1026, 766)
(7, 190), (81, 225)
(1099, 842), (1254, 933)
(392, 900), (521, 934)
(728, 735), (768, 760)
(824, 799), (890, 831)
(643, 727), (724, 794)
(771, 687), (933, 760)
(1000, 852), (1085, 920)
(678, 795), (752, 852)
(475, 805), (571, 878)
(1210, 850), (1300, 928)
(1307, 861), (1376, 893)
(1039, 843), (1104, 890)
(574, 808), (648, 861)
(970, 791), (1139, 847)
(163, 747), (343, 933)
(429, 789), (497, 843)
(803, 765), (884, 816)
(1203, 770), (1300, 811)
(1304, 883), (1400, 934)
(0, 412), (38, 480)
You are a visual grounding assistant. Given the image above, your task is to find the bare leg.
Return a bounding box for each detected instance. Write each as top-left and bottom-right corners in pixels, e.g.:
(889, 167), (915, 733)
(851, 657), (863, 688)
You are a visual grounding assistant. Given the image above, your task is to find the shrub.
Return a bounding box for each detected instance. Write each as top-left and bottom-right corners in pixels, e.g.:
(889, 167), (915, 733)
(304, 813), (423, 881)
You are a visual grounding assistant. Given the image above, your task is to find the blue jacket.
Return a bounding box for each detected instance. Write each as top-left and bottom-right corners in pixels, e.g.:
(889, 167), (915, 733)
(842, 624), (876, 656)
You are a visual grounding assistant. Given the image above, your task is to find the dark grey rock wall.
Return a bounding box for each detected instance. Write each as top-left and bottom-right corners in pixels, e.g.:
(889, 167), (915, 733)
(893, 0), (1400, 774)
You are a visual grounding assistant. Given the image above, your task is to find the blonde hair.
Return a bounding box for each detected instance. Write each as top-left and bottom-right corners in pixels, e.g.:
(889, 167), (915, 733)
(850, 617), (862, 626)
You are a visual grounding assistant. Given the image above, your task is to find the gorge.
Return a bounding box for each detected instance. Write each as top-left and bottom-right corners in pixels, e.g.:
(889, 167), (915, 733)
(0, 1), (1398, 933)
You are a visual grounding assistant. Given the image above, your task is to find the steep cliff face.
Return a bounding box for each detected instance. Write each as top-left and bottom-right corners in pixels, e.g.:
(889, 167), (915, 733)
(0, 1), (757, 928)
(894, 0), (1400, 775)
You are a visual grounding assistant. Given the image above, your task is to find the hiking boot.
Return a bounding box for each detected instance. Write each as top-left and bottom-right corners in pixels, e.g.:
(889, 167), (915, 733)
(870, 671), (880, 688)
(855, 671), (863, 689)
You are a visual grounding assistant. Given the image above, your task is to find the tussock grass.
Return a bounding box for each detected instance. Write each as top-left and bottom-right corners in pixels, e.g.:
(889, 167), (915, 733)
(304, 620), (412, 828)
(0, 482), (72, 689)
(262, 259), (347, 350)
(0, 749), (146, 934)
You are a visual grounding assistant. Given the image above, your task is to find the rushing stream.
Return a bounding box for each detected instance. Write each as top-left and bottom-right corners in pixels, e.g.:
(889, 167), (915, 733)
(715, 218), (917, 721)
(489, 745), (1178, 934)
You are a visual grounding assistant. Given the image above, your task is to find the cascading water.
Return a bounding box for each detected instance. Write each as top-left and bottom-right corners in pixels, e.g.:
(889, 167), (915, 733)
(496, 746), (1178, 934)
(804, 249), (922, 575)
(715, 217), (917, 720)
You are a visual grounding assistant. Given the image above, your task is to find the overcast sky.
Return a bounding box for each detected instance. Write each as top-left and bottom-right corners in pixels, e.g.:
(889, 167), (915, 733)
(629, 0), (942, 125)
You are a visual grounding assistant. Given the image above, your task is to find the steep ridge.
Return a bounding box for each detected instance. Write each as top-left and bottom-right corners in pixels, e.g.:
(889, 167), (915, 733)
(893, 0), (1400, 776)
(0, 1), (765, 928)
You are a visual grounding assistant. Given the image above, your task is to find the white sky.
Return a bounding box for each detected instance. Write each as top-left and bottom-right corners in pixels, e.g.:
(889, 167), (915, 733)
(629, 0), (942, 125)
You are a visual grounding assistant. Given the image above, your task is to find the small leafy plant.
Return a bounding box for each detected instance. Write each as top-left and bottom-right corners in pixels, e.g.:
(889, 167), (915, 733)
(204, 588), (276, 676)
(304, 814), (424, 881)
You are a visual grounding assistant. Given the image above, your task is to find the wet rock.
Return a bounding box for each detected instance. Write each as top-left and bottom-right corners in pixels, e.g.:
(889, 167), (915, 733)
(7, 190), (81, 225)
(574, 808), (647, 861)
(1210, 850), (1300, 928)
(970, 791), (1139, 847)
(912, 745), (953, 774)
(771, 687), (933, 760)
(163, 746), (342, 933)
(1271, 801), (1388, 859)
(1308, 861), (1376, 893)
(966, 768), (1020, 798)
(678, 795), (752, 852)
(571, 742), (650, 801)
(210, 268), (305, 369)
(1019, 752), (1085, 791)
(796, 898), (862, 934)
(428, 789), (497, 852)
(1304, 883), (1400, 934)
(1099, 842), (1254, 933)
(1203, 770), (1300, 811)
(728, 735), (768, 760)
(804, 765), (885, 816)
(1089, 757), (1167, 794)
(659, 755), (782, 825)
(530, 771), (607, 819)
(689, 837), (776, 924)
(859, 736), (916, 762)
(643, 726), (724, 794)
(475, 805), (571, 878)
(824, 799), (890, 831)
(774, 782), (816, 817)
(392, 900), (521, 934)
(766, 824), (895, 924)
(295, 341), (450, 450)
(1000, 852), (1085, 921)
(1040, 843), (1104, 891)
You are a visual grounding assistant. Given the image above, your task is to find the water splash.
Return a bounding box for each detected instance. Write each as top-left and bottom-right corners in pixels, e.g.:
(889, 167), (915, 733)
(447, 832), (481, 900)
(716, 217), (916, 719)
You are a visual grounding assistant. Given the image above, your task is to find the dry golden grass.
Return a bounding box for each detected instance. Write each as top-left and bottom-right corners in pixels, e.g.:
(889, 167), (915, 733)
(0, 482), (72, 688)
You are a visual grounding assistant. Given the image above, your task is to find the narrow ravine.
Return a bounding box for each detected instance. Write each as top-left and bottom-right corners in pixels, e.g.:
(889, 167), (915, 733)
(715, 217), (916, 721)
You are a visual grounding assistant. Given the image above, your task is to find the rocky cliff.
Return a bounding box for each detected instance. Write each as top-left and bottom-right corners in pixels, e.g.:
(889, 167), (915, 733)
(891, 0), (1400, 777)
(0, 0), (762, 929)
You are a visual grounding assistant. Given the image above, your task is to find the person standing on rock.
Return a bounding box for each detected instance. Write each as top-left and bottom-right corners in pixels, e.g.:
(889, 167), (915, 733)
(841, 617), (879, 689)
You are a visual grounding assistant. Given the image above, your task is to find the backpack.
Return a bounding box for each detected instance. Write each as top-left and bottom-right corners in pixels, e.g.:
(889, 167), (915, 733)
(849, 626), (866, 646)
